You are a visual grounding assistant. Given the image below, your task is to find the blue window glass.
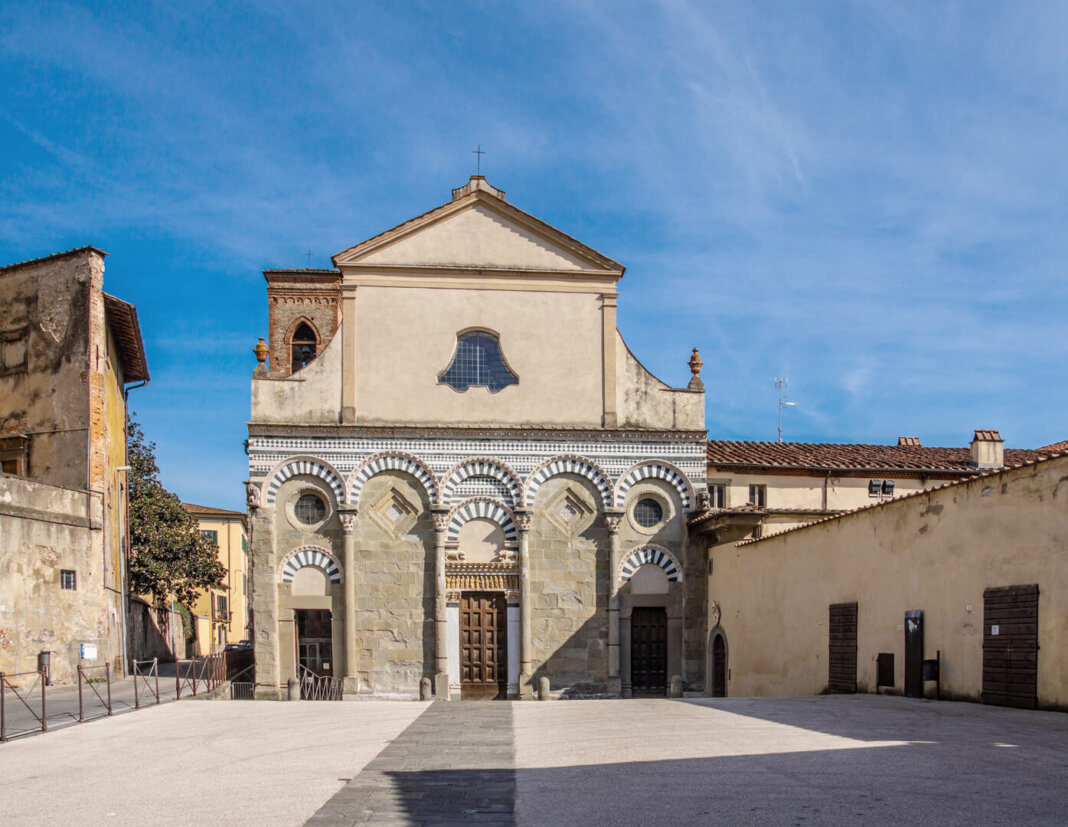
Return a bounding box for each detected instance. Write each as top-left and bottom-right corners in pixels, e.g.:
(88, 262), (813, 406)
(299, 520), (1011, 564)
(439, 331), (518, 393)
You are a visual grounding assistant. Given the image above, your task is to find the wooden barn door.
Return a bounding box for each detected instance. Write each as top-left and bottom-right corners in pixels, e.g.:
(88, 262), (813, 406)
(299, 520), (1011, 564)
(631, 607), (668, 694)
(460, 592), (507, 700)
(983, 585), (1039, 709)
(828, 602), (858, 693)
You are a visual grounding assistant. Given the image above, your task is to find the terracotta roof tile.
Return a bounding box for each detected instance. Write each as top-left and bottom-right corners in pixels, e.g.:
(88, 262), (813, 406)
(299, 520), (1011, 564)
(735, 450), (1068, 546)
(706, 440), (1044, 472)
(181, 502), (246, 518)
(0, 246), (107, 273)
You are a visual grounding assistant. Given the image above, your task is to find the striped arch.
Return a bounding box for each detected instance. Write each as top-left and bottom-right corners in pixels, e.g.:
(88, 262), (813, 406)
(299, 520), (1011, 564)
(441, 457), (523, 507)
(447, 498), (517, 543)
(619, 544), (683, 583)
(524, 454), (613, 509)
(264, 456), (346, 507)
(278, 545), (343, 584)
(615, 460), (695, 510)
(348, 451), (438, 506)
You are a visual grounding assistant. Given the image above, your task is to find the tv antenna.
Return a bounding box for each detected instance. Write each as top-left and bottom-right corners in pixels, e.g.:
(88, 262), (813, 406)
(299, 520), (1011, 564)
(775, 377), (797, 443)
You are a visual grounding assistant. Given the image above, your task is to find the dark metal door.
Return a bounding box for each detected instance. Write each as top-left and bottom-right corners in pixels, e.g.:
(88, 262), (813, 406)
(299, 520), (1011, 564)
(712, 634), (726, 697)
(828, 602), (858, 693)
(297, 609), (333, 677)
(461, 592), (506, 700)
(983, 585), (1039, 709)
(631, 607), (667, 694)
(904, 610), (923, 698)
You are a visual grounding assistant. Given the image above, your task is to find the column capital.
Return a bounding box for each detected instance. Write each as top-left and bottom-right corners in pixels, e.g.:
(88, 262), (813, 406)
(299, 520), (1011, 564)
(338, 507), (358, 534)
(604, 508), (625, 534)
(430, 506), (451, 534)
(513, 508), (533, 533)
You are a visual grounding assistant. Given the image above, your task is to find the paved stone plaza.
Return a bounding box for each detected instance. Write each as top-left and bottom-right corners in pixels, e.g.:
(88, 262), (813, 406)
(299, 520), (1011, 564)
(0, 695), (1064, 825)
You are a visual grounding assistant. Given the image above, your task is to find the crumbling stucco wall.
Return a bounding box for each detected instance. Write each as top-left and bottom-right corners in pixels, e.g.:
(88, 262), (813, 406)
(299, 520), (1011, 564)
(0, 473), (122, 684)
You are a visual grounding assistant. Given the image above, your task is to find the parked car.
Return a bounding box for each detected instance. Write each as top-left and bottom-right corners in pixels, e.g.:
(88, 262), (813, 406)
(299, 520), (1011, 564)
(224, 640), (252, 652)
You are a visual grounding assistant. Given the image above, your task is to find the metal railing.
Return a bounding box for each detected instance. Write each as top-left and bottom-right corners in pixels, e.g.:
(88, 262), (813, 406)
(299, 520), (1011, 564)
(228, 664), (255, 700)
(0, 669), (46, 741)
(132, 658), (160, 708)
(299, 664), (343, 701)
(77, 663), (113, 722)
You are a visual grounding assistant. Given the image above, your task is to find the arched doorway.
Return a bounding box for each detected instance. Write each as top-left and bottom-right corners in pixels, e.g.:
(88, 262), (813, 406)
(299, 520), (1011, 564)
(711, 633), (727, 697)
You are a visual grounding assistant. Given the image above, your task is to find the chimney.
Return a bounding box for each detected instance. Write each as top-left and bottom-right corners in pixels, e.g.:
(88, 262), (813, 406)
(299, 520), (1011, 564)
(897, 436), (921, 447)
(970, 429), (1004, 468)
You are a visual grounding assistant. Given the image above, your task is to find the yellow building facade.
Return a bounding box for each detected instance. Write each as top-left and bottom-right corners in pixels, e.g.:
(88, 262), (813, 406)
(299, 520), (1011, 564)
(182, 504), (250, 654)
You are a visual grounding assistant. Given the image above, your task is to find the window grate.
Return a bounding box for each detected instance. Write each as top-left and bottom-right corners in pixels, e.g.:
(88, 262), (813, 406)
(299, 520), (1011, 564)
(439, 331), (518, 393)
(61, 569), (77, 590)
(633, 498), (664, 528)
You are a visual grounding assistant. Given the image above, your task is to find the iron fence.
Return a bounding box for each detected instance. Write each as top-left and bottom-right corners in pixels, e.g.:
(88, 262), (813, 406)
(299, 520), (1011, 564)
(299, 664), (343, 701)
(76, 663), (113, 722)
(0, 669), (46, 741)
(132, 658), (161, 708)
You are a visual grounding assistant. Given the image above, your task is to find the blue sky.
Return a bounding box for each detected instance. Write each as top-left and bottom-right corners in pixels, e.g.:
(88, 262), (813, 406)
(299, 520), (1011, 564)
(3, 1), (1066, 510)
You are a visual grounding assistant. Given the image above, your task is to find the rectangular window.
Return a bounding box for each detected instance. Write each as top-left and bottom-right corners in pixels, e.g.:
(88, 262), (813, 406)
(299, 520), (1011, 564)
(217, 595), (229, 620)
(61, 569), (77, 590)
(1, 459), (16, 475)
(748, 485), (766, 508)
(201, 529), (218, 544)
(709, 484), (726, 509)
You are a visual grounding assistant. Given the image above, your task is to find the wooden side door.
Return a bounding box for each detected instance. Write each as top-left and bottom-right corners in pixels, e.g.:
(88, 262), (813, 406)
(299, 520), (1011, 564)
(983, 585), (1039, 709)
(631, 607), (667, 694)
(461, 592), (506, 700)
(711, 634), (727, 698)
(828, 602), (858, 693)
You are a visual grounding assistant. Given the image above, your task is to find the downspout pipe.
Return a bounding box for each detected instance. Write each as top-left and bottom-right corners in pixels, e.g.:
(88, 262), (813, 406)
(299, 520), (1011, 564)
(119, 378), (148, 675)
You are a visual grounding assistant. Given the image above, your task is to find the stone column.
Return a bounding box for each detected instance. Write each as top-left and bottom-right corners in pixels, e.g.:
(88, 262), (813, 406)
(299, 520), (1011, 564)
(339, 508), (358, 694)
(246, 483), (281, 700)
(431, 508), (451, 699)
(515, 509), (534, 699)
(605, 510), (624, 696)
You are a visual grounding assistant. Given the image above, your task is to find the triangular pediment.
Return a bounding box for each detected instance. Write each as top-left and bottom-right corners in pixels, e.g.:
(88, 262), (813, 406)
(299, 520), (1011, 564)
(333, 183), (624, 275)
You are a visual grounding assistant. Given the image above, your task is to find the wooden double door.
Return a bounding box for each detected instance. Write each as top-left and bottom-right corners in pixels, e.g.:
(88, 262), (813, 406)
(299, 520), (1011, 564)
(631, 607), (668, 695)
(461, 592), (507, 700)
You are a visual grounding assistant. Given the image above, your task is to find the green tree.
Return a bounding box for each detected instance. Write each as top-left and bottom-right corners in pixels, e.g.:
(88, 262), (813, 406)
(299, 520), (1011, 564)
(127, 416), (226, 608)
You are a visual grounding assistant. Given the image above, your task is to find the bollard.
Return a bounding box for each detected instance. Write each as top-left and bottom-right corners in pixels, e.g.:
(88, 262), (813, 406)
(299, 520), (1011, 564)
(420, 677), (432, 700)
(287, 676), (300, 701)
(537, 676), (550, 701)
(669, 675), (684, 698)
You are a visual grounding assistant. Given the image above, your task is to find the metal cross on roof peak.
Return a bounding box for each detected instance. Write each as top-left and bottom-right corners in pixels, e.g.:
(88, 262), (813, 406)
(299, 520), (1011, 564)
(472, 145), (485, 175)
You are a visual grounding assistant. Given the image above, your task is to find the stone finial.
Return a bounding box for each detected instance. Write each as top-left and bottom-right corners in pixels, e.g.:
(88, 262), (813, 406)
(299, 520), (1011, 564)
(246, 481), (261, 510)
(253, 337), (269, 377)
(687, 347), (704, 391)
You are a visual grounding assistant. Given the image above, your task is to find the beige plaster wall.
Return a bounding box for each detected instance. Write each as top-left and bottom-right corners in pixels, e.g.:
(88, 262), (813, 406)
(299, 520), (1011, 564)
(352, 286), (604, 427)
(616, 334), (703, 431)
(707, 455), (1068, 707)
(706, 472), (933, 513)
(251, 326), (343, 424)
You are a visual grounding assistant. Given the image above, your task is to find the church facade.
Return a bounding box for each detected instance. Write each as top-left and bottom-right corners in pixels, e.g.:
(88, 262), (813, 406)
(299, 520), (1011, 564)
(246, 176), (707, 700)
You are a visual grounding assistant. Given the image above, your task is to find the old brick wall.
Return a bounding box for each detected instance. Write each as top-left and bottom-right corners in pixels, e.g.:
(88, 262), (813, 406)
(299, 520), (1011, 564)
(265, 271), (340, 377)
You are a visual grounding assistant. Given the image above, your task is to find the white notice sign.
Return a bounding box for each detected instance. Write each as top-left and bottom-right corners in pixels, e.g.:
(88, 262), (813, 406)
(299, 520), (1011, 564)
(80, 643), (97, 659)
(991, 625), (1000, 636)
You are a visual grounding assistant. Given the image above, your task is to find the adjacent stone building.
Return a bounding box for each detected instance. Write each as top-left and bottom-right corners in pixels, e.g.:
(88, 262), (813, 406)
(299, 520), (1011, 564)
(247, 176), (708, 700)
(0, 247), (149, 683)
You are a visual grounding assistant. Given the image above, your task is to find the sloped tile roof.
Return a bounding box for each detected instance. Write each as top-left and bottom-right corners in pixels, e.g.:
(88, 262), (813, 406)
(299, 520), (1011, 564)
(706, 440), (1045, 472)
(735, 450), (1068, 546)
(182, 502), (246, 518)
(0, 246), (107, 273)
